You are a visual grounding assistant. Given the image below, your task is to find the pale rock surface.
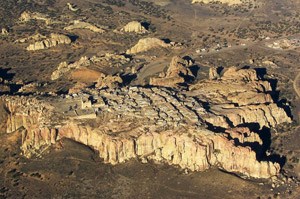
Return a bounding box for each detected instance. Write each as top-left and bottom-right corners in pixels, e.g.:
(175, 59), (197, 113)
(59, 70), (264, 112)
(64, 20), (104, 33)
(126, 38), (170, 54)
(26, 33), (72, 51)
(121, 21), (147, 34)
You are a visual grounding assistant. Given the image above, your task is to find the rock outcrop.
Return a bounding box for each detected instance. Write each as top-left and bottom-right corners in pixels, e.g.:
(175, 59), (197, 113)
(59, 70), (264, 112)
(121, 21), (147, 34)
(150, 56), (194, 87)
(51, 54), (130, 80)
(64, 20), (105, 33)
(51, 56), (90, 80)
(19, 11), (52, 24)
(191, 0), (242, 5)
(95, 73), (123, 89)
(1, 28), (8, 36)
(126, 38), (170, 54)
(67, 3), (79, 12)
(26, 34), (72, 51)
(188, 66), (291, 128)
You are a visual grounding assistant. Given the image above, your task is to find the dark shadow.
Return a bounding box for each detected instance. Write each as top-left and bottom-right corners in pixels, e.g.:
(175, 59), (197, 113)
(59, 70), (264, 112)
(277, 99), (293, 120)
(121, 73), (137, 85)
(187, 65), (199, 80)
(141, 22), (150, 30)
(234, 123), (286, 168)
(217, 66), (224, 75)
(0, 68), (14, 81)
(67, 34), (79, 42)
(161, 38), (171, 44)
(254, 67), (267, 79)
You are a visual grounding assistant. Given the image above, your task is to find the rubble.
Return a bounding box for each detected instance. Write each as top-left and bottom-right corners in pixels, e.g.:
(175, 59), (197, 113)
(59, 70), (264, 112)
(26, 33), (72, 51)
(126, 38), (170, 54)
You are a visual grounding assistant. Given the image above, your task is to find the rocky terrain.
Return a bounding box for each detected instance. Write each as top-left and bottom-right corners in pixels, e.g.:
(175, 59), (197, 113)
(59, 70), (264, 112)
(0, 0), (299, 198)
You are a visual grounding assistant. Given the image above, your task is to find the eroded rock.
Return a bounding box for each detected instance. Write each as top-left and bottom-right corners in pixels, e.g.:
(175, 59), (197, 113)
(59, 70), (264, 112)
(121, 21), (148, 34)
(26, 34), (72, 51)
(191, 0), (242, 5)
(150, 56), (194, 87)
(126, 38), (170, 54)
(0, 67), (291, 179)
(64, 20), (105, 33)
(19, 11), (52, 24)
(95, 73), (123, 89)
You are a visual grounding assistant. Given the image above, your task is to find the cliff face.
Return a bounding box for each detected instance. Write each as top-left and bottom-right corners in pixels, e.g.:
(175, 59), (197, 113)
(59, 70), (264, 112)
(17, 122), (279, 179)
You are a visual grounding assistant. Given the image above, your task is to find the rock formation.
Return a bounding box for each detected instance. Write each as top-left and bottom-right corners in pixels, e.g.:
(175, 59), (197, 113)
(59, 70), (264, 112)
(51, 54), (130, 80)
(15, 33), (47, 43)
(121, 21), (148, 34)
(95, 73), (123, 89)
(150, 56), (194, 87)
(26, 34), (72, 51)
(67, 3), (79, 12)
(188, 66), (291, 128)
(64, 20), (105, 33)
(191, 0), (242, 5)
(126, 38), (170, 54)
(0, 66), (292, 179)
(1, 28), (8, 36)
(19, 11), (52, 24)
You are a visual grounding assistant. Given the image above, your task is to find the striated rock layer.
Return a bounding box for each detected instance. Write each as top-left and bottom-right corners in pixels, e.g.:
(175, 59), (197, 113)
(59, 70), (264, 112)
(0, 67), (292, 179)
